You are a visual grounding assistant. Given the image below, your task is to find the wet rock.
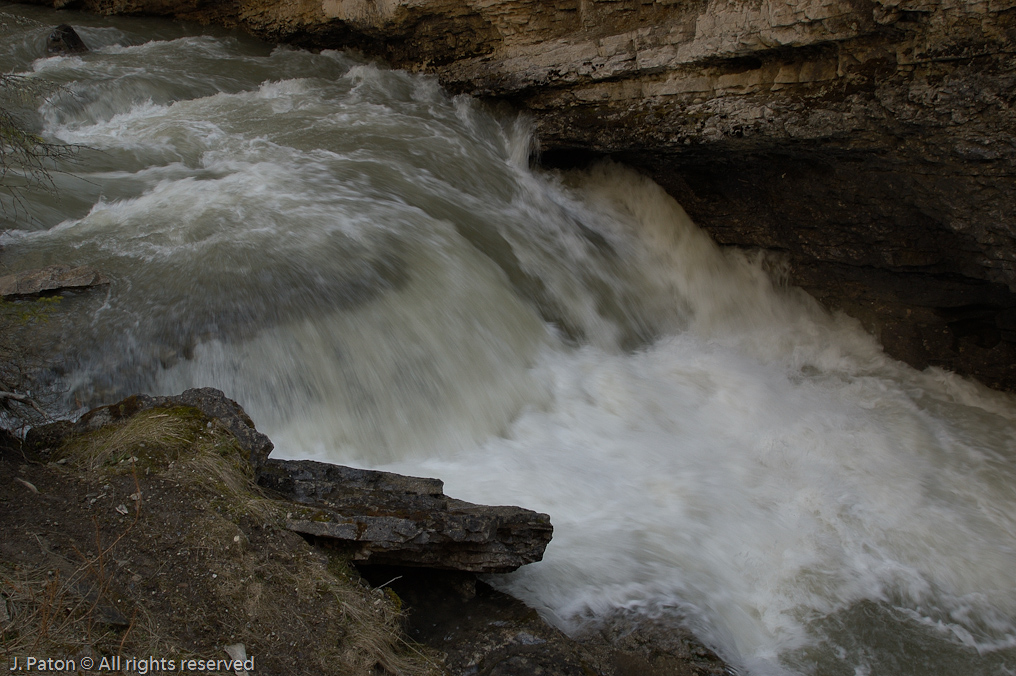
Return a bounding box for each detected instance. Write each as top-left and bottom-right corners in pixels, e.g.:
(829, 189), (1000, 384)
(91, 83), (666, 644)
(0, 264), (108, 298)
(46, 24), (88, 56)
(25, 388), (274, 473)
(258, 458), (554, 573)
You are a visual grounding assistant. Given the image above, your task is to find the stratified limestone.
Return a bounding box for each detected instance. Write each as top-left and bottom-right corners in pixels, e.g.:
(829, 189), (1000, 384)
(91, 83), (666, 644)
(18, 0), (1016, 387)
(258, 458), (554, 573)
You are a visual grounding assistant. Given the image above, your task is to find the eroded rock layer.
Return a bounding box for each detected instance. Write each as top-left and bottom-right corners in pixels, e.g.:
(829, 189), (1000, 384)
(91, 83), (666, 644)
(24, 0), (1016, 387)
(259, 459), (554, 573)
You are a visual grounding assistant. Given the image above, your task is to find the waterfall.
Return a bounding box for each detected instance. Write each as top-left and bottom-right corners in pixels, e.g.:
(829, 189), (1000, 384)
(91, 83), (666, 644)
(3, 6), (1015, 674)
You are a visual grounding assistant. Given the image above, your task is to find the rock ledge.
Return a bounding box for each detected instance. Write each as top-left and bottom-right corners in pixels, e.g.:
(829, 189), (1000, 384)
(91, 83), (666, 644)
(0, 264), (109, 298)
(26, 389), (553, 574)
(259, 458), (553, 573)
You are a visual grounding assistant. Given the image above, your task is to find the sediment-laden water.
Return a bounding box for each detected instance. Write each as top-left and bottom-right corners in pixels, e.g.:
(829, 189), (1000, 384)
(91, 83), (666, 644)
(3, 5), (1015, 674)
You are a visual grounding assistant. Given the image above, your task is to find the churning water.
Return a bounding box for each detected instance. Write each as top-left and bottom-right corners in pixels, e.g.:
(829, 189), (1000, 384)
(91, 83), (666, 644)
(3, 5), (1015, 674)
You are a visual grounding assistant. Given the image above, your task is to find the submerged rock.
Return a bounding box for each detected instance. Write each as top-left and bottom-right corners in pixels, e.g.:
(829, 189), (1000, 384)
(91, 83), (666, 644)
(0, 264), (108, 298)
(46, 24), (88, 56)
(258, 458), (554, 573)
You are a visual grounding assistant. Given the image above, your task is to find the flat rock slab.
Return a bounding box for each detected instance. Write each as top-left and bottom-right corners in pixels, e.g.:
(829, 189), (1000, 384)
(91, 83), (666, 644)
(258, 458), (554, 574)
(0, 264), (109, 297)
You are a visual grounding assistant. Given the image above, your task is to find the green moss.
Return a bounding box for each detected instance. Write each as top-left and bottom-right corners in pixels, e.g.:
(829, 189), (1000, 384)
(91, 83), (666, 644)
(53, 405), (284, 524)
(326, 552), (358, 582)
(0, 295), (62, 324)
(311, 510), (333, 523)
(383, 587), (403, 613)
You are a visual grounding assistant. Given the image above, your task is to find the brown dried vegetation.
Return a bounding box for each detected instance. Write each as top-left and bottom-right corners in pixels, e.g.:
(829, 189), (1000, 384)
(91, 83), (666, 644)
(1, 407), (440, 675)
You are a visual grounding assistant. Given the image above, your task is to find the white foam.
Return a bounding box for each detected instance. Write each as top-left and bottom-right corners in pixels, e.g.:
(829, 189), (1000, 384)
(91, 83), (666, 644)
(368, 163), (1016, 673)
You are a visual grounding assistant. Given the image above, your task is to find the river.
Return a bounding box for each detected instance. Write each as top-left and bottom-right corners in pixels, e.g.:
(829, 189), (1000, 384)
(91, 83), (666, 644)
(2, 5), (1015, 674)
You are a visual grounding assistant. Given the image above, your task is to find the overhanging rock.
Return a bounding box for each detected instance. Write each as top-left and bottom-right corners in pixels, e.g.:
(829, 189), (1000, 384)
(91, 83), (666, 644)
(258, 459), (554, 574)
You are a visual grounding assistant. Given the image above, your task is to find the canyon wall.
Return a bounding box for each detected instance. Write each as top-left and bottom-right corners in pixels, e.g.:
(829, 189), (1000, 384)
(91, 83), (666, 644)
(28, 0), (1016, 388)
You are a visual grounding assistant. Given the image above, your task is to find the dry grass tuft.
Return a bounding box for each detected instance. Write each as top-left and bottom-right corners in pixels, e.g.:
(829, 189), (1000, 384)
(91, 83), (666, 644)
(56, 408), (202, 470)
(56, 407), (281, 526)
(0, 518), (175, 665)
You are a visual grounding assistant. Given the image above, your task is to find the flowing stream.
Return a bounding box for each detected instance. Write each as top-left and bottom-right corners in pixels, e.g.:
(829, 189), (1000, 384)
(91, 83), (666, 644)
(3, 5), (1016, 674)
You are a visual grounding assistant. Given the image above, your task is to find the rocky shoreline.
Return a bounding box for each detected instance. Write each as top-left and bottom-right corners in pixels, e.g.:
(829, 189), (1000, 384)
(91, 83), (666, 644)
(4, 388), (730, 675)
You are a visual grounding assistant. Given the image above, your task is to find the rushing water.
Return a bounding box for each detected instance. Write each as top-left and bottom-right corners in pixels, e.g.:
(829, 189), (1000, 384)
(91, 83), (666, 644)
(3, 5), (1016, 674)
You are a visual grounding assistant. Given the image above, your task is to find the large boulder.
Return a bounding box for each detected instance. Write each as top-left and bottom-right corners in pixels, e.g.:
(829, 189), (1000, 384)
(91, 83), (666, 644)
(25, 388), (274, 474)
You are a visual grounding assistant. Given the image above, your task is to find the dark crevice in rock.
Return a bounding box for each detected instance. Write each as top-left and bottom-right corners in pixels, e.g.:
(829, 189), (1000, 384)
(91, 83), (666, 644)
(610, 148), (1016, 389)
(543, 139), (1016, 389)
(357, 565), (730, 676)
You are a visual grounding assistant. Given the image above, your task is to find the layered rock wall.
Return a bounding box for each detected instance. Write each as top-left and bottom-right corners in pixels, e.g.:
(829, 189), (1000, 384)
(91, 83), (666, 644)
(26, 0), (1016, 387)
